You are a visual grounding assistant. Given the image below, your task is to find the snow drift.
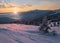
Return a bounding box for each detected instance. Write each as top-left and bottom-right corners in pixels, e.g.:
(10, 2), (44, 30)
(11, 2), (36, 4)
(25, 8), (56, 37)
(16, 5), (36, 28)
(0, 24), (60, 43)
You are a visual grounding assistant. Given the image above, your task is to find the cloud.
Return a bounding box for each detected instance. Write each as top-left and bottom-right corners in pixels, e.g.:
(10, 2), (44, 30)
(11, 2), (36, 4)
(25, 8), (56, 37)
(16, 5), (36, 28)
(0, 0), (60, 13)
(25, 4), (32, 7)
(35, 1), (60, 10)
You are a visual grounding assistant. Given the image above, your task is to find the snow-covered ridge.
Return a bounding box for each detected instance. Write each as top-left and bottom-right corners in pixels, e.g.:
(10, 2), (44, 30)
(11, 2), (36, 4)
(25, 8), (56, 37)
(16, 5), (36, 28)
(0, 24), (39, 31)
(0, 24), (60, 43)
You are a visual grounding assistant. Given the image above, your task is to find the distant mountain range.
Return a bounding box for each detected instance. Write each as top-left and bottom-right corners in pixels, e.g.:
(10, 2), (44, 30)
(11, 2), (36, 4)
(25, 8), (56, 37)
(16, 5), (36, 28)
(19, 9), (60, 21)
(0, 9), (60, 24)
(19, 10), (50, 20)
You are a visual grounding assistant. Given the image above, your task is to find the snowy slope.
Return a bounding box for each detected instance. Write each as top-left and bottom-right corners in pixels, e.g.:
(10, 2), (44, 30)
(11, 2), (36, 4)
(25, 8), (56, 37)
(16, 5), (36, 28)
(0, 24), (60, 43)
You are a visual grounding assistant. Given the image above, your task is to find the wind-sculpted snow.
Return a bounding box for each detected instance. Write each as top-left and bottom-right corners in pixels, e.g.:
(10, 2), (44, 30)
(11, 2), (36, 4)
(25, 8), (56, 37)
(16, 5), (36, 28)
(0, 24), (60, 43)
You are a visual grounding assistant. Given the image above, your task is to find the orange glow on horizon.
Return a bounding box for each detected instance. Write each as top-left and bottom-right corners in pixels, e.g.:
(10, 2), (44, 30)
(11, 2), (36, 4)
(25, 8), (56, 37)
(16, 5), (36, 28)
(0, 1), (60, 13)
(0, 7), (28, 13)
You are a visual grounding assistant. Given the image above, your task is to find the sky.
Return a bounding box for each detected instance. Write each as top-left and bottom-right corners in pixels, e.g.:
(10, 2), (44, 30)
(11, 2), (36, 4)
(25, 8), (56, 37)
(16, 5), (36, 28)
(0, 0), (60, 13)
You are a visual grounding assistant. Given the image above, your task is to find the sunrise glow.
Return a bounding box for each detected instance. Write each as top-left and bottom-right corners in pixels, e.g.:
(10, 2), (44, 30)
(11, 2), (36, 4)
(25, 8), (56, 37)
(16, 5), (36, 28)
(0, 0), (60, 13)
(13, 11), (18, 14)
